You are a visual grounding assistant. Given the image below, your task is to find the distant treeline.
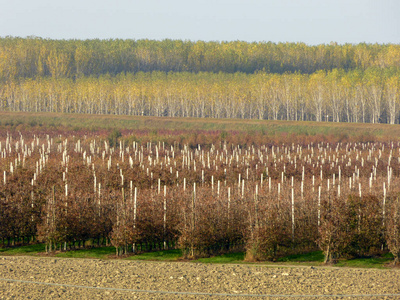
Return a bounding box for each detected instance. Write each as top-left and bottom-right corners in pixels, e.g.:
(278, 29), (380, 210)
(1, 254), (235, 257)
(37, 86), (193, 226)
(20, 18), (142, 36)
(1, 37), (400, 79)
(1, 69), (399, 124)
(1, 37), (399, 124)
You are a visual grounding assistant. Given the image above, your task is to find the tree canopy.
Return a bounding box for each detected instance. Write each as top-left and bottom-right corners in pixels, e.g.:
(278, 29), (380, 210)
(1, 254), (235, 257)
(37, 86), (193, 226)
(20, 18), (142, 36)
(1, 37), (399, 80)
(0, 37), (399, 124)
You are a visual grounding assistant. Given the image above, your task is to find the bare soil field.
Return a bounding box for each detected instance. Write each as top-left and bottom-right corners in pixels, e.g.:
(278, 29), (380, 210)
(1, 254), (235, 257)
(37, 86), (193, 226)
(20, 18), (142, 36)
(0, 256), (400, 299)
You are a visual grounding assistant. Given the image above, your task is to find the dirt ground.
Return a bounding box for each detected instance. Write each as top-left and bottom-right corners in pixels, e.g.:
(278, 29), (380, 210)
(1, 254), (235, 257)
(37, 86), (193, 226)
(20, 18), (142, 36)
(0, 256), (400, 299)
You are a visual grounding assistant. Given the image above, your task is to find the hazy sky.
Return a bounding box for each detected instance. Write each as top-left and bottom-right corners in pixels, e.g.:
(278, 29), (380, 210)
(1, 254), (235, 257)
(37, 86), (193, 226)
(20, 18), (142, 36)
(0, 0), (398, 45)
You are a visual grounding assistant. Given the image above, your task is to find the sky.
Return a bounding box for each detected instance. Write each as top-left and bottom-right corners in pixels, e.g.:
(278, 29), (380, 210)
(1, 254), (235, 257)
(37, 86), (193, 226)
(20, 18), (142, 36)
(0, 0), (398, 45)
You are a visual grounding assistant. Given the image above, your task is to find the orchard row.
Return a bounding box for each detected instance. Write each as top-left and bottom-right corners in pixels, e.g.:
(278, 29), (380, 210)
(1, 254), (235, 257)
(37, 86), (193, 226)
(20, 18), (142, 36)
(1, 131), (400, 263)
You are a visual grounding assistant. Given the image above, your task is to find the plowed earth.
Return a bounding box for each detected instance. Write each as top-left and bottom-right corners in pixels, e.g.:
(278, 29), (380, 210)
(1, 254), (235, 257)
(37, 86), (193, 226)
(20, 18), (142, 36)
(1, 256), (400, 299)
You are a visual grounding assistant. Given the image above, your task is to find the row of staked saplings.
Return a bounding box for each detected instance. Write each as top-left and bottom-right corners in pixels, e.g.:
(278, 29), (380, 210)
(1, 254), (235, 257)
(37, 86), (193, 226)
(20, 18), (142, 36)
(1, 132), (400, 264)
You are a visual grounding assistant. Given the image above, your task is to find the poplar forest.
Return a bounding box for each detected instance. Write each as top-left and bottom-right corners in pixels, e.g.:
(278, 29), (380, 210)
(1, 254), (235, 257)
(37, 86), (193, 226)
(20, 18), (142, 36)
(0, 38), (400, 124)
(1, 38), (400, 265)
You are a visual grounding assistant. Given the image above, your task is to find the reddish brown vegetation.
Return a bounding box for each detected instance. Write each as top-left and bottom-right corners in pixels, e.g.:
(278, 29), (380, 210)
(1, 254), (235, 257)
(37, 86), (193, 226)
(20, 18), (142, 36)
(1, 128), (400, 264)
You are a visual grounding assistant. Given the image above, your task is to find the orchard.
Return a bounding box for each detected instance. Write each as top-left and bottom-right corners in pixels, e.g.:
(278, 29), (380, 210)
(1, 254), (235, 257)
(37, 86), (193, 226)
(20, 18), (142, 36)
(1, 128), (400, 264)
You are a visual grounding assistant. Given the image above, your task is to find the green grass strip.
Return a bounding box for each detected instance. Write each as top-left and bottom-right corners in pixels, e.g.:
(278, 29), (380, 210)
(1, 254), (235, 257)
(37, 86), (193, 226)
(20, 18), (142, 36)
(0, 245), (395, 268)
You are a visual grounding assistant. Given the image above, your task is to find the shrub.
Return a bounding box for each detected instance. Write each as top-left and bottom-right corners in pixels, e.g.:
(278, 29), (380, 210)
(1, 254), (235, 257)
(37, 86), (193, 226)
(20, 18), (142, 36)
(108, 129), (122, 148)
(386, 197), (400, 265)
